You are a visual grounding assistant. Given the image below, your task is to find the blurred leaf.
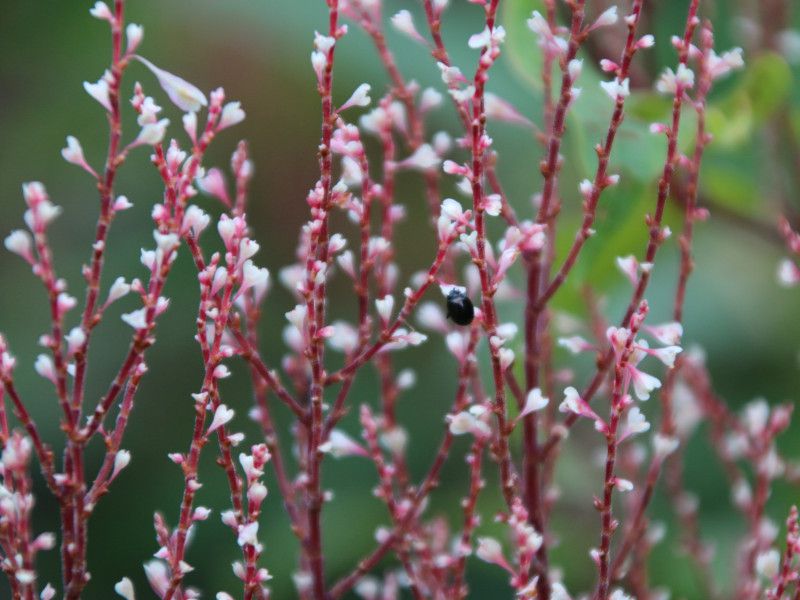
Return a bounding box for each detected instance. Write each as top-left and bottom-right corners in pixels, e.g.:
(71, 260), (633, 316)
(578, 186), (651, 289)
(742, 52), (792, 122)
(626, 91), (672, 121)
(706, 98), (754, 149)
(791, 108), (800, 140)
(501, 0), (547, 90)
(701, 164), (758, 214)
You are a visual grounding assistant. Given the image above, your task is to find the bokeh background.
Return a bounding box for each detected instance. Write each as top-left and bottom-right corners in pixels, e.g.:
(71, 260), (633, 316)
(1, 0), (799, 597)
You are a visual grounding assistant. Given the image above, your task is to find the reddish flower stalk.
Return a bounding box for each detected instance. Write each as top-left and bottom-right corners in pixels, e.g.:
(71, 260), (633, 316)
(770, 505), (800, 598)
(449, 434), (489, 597)
(466, 0), (519, 513)
(298, 2), (343, 596)
(608, 19), (718, 582)
(595, 301), (649, 600)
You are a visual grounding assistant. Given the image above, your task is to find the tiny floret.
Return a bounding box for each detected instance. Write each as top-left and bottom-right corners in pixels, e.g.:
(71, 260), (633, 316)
(135, 56), (208, 112)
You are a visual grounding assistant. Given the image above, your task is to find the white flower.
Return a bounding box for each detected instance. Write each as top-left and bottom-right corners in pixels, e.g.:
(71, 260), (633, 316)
(476, 537), (506, 566)
(126, 23), (144, 53)
(616, 255), (639, 285)
(676, 64), (695, 87)
(375, 295), (394, 322)
(286, 304), (307, 333)
(143, 561), (169, 596)
(112, 450), (131, 479)
(653, 433), (679, 459)
(391, 10), (424, 42)
(89, 2), (113, 21)
(559, 386), (583, 415)
(755, 549), (780, 579)
(519, 388), (549, 418)
(600, 77), (630, 100)
(499, 348), (515, 370)
(207, 404), (234, 434)
(615, 478), (634, 492)
(192, 506), (212, 521)
(401, 144), (441, 171)
(114, 579), (136, 600)
(484, 93), (530, 125)
(240, 259), (268, 289)
(34, 354), (56, 383)
(777, 258), (800, 287)
(313, 31), (335, 52)
(341, 155), (362, 187)
(417, 302), (447, 332)
(527, 11), (550, 38)
(638, 34), (656, 48)
(557, 335), (591, 355)
(460, 231), (479, 256)
(181, 205), (211, 237)
(135, 56), (207, 112)
(656, 64), (695, 95)
(445, 331), (470, 363)
(631, 369), (661, 401)
(319, 429), (366, 458)
(341, 83), (371, 110)
(448, 411), (476, 435)
(114, 195), (133, 211)
(397, 369), (416, 390)
(420, 87), (443, 112)
(137, 96), (162, 126)
(437, 62), (465, 86)
(651, 345), (682, 368)
(61, 136), (87, 167)
(441, 198), (465, 221)
(135, 119), (170, 146)
(593, 6), (618, 28)
(237, 521), (259, 547)
(311, 51), (326, 81)
(84, 77), (112, 112)
(495, 323), (518, 343)
(624, 406), (650, 437)
(646, 322), (683, 345)
(484, 194), (502, 217)
(468, 25), (506, 49)
(4, 230), (33, 261)
(66, 327), (86, 355)
(551, 582), (571, 600)
(183, 111), (198, 141)
(107, 277), (131, 303)
(218, 101), (246, 130)
(568, 59), (583, 81)
(336, 251), (355, 279)
(527, 10), (568, 56)
(217, 215), (238, 249)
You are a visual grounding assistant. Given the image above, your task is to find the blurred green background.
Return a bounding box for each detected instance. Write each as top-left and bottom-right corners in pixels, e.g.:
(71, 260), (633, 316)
(1, 0), (799, 597)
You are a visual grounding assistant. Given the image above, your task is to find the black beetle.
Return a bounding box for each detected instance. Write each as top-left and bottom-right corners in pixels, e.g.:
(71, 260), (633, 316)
(445, 287), (475, 326)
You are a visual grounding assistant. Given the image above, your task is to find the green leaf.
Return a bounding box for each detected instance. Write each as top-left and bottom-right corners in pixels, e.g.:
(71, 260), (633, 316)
(742, 52), (792, 122)
(700, 164), (758, 215)
(501, 0), (547, 90)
